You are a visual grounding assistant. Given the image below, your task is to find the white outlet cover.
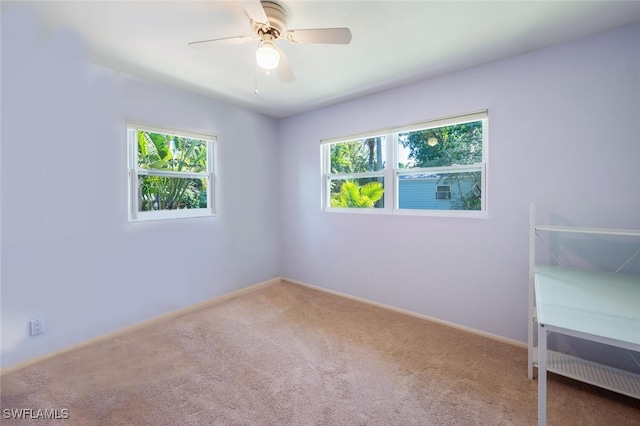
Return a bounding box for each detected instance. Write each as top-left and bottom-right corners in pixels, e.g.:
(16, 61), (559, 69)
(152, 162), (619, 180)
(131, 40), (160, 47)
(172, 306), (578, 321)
(30, 319), (45, 335)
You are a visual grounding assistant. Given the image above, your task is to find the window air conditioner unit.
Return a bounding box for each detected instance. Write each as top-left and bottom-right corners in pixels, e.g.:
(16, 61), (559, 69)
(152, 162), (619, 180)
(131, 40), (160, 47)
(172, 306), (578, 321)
(436, 185), (451, 200)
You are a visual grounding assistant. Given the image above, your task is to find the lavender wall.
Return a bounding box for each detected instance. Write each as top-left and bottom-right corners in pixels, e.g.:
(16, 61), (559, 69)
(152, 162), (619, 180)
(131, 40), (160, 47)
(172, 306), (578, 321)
(277, 22), (640, 345)
(2, 4), (639, 370)
(1, 6), (279, 368)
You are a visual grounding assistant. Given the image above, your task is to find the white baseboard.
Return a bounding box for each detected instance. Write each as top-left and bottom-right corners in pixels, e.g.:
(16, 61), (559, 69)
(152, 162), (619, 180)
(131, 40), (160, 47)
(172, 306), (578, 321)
(1, 277), (281, 376)
(3, 275), (525, 375)
(283, 277), (527, 349)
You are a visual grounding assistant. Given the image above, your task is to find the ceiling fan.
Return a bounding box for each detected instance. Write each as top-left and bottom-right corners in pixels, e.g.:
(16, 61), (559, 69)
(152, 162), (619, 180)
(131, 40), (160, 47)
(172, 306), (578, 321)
(188, 0), (352, 83)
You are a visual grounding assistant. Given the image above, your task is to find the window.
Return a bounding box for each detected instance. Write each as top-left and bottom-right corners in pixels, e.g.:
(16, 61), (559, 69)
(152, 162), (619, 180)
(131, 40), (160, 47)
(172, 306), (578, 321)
(321, 111), (487, 217)
(436, 185), (452, 200)
(127, 122), (216, 221)
(324, 136), (387, 209)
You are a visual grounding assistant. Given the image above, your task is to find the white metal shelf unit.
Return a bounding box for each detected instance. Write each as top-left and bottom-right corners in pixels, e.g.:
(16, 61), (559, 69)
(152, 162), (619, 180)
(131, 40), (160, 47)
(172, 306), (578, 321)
(532, 349), (640, 398)
(534, 265), (640, 425)
(528, 204), (640, 425)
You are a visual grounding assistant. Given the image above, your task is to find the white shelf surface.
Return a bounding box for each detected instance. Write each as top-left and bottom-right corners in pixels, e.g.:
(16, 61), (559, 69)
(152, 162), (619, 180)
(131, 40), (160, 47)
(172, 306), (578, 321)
(534, 265), (640, 346)
(533, 349), (640, 399)
(534, 225), (640, 237)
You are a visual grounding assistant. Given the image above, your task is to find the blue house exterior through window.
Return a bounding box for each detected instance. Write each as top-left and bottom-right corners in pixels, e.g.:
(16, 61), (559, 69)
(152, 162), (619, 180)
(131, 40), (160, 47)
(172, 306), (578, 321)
(398, 174), (479, 210)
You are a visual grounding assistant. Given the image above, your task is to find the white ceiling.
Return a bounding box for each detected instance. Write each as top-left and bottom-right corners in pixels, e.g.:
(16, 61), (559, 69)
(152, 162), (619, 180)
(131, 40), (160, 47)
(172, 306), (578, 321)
(16, 0), (640, 118)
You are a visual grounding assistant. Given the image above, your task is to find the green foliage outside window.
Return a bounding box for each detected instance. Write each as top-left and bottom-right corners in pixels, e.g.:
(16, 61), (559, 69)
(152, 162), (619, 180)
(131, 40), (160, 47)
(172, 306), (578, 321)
(330, 141), (369, 174)
(329, 137), (385, 208)
(330, 180), (384, 208)
(137, 131), (208, 211)
(399, 121), (482, 168)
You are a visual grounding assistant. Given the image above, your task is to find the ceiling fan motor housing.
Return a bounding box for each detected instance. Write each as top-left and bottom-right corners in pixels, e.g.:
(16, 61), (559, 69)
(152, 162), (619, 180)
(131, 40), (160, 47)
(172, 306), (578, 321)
(189, 0), (351, 84)
(253, 1), (287, 38)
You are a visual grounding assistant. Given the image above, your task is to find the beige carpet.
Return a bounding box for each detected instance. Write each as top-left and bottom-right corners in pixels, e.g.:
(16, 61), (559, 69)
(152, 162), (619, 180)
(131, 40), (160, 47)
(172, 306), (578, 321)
(1, 281), (639, 425)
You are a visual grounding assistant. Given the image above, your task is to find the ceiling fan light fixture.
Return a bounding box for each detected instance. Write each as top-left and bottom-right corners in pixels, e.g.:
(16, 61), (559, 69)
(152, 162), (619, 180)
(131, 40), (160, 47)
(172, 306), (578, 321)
(256, 40), (280, 70)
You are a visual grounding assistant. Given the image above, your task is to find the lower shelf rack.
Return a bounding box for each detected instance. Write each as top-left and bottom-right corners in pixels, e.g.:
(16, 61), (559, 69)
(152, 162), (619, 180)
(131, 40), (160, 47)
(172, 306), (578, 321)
(533, 349), (640, 399)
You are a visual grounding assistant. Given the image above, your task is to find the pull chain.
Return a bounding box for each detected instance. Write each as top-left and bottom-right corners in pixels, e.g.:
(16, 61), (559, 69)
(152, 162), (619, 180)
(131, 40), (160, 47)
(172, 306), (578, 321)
(254, 65), (259, 95)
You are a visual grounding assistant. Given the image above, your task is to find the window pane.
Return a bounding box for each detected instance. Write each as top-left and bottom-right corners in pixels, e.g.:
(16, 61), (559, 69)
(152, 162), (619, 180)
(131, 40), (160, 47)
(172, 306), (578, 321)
(398, 121), (482, 168)
(137, 130), (208, 173)
(398, 170), (481, 210)
(138, 175), (208, 211)
(329, 177), (385, 209)
(330, 136), (386, 173)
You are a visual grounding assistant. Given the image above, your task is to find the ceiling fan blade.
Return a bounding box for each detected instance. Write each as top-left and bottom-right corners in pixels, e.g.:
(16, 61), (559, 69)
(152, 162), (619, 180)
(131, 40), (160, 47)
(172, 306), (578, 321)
(241, 0), (269, 26)
(188, 36), (255, 49)
(285, 28), (352, 45)
(276, 47), (295, 83)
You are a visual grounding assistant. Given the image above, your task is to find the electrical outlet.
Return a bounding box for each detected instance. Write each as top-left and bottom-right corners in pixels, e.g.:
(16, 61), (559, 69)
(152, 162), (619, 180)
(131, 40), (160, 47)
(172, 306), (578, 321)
(30, 319), (45, 336)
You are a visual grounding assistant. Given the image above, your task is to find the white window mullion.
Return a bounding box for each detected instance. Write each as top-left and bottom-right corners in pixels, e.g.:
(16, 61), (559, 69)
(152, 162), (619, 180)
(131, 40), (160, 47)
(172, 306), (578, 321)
(320, 146), (327, 210)
(208, 173), (215, 213)
(480, 162), (487, 213)
(208, 139), (216, 214)
(137, 169), (209, 179)
(329, 171), (386, 180)
(127, 128), (139, 221)
(128, 169), (137, 221)
(324, 174), (331, 210)
(396, 164), (483, 176)
(386, 132), (395, 212)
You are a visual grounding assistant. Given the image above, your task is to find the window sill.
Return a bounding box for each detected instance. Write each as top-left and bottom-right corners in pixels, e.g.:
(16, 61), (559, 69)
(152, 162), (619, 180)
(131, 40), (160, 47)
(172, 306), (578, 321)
(129, 209), (217, 223)
(324, 208), (488, 219)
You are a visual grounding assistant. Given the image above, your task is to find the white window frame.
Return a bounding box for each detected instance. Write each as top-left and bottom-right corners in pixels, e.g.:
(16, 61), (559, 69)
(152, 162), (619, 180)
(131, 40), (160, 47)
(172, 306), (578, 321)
(127, 121), (217, 222)
(321, 110), (488, 218)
